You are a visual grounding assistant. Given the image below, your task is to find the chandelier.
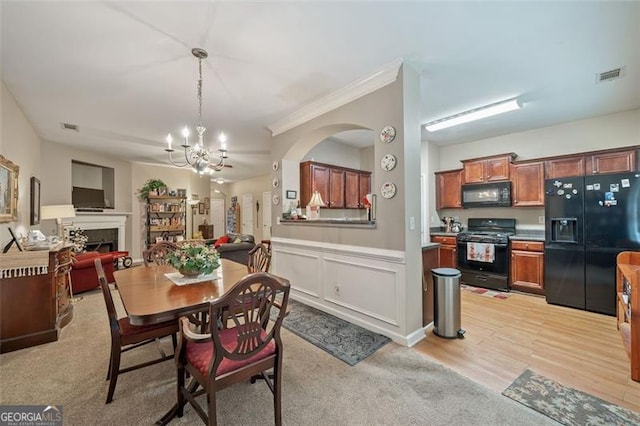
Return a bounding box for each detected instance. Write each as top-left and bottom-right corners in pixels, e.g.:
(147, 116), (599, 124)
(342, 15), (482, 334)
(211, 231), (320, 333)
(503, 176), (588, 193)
(165, 48), (229, 175)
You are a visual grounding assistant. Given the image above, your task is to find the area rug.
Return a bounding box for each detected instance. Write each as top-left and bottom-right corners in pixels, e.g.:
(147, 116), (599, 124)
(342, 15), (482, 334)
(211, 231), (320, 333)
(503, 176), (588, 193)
(461, 283), (511, 299)
(503, 369), (640, 426)
(279, 299), (391, 366)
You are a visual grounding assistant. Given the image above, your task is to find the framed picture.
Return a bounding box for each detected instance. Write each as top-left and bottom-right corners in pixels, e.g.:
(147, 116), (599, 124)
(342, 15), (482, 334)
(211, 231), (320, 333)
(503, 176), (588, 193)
(30, 177), (40, 225)
(177, 188), (186, 197)
(0, 155), (19, 223)
(204, 197), (210, 207)
(198, 202), (205, 214)
(286, 190), (297, 200)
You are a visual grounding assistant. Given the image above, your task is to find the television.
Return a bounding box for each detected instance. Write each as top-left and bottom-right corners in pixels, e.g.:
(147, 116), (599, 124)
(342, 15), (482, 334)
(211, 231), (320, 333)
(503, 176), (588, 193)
(72, 186), (107, 210)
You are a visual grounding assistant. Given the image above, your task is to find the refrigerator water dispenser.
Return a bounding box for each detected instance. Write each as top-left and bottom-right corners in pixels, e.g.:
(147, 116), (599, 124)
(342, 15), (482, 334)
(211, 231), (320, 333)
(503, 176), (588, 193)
(551, 218), (578, 243)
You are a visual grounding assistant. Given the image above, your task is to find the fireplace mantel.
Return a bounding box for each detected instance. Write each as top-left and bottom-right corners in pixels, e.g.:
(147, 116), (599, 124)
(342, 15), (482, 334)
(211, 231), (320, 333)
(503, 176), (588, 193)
(72, 212), (130, 252)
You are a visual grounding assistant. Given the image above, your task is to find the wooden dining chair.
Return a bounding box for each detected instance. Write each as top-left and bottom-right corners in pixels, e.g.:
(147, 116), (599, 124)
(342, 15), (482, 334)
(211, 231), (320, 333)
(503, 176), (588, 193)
(143, 241), (178, 266)
(172, 272), (290, 426)
(247, 243), (272, 273)
(95, 259), (179, 404)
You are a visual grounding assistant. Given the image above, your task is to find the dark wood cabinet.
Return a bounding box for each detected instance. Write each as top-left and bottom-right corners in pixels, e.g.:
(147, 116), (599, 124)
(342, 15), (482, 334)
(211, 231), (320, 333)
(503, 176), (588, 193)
(511, 161), (544, 207)
(544, 148), (638, 179)
(462, 153), (515, 184)
(435, 169), (462, 209)
(616, 251), (640, 382)
(586, 150), (637, 175)
(510, 240), (544, 295)
(431, 235), (457, 268)
(0, 245), (73, 353)
(300, 161), (370, 209)
(422, 245), (439, 326)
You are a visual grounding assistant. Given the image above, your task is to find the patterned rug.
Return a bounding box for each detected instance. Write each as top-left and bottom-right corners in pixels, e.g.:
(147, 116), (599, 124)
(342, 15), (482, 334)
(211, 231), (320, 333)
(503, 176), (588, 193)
(503, 369), (640, 426)
(278, 299), (391, 366)
(461, 284), (511, 299)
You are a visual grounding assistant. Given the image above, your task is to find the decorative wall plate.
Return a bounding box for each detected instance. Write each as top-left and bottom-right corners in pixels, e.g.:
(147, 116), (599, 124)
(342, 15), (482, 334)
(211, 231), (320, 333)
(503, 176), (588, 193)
(379, 125), (396, 144)
(272, 177), (280, 188)
(380, 182), (397, 199)
(272, 194), (280, 205)
(272, 160), (279, 171)
(381, 154), (397, 171)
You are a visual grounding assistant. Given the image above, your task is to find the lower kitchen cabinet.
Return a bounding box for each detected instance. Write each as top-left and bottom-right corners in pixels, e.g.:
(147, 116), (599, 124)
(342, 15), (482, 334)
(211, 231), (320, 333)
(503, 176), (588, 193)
(510, 240), (544, 295)
(431, 235), (457, 269)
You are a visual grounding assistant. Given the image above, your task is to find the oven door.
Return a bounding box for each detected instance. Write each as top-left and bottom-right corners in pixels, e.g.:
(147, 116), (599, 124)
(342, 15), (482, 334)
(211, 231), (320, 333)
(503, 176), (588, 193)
(457, 240), (509, 275)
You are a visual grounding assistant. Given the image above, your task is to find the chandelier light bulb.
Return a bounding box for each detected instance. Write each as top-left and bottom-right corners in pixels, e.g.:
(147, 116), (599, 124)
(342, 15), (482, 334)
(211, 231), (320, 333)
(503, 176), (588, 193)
(219, 132), (227, 144)
(166, 134), (173, 150)
(182, 126), (190, 139)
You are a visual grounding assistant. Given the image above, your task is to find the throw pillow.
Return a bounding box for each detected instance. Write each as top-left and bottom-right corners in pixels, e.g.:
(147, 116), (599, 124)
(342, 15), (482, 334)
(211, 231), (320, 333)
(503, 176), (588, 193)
(233, 237), (242, 243)
(214, 235), (229, 248)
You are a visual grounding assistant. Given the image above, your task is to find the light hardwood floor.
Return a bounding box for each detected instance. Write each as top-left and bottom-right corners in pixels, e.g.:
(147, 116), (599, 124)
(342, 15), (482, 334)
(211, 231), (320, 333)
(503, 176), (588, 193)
(412, 289), (640, 413)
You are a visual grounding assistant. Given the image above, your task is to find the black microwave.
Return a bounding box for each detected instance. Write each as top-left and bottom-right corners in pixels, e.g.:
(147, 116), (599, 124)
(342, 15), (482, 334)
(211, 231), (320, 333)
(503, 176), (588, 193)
(461, 181), (512, 208)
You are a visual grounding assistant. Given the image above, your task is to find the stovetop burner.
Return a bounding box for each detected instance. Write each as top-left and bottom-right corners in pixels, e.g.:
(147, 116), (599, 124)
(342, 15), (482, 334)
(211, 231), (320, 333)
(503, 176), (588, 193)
(456, 218), (516, 244)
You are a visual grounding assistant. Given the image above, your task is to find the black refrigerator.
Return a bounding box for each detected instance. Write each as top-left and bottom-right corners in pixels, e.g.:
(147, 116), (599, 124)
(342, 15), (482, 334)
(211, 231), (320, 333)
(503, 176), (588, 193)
(544, 172), (640, 315)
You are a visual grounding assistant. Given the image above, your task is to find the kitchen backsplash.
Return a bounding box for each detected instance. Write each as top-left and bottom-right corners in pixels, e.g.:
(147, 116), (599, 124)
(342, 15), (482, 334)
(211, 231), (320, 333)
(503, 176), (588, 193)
(437, 206), (545, 232)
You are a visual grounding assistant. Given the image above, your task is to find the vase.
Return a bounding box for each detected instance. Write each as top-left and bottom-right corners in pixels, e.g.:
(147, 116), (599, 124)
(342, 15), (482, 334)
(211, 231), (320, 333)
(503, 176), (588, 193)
(179, 266), (203, 278)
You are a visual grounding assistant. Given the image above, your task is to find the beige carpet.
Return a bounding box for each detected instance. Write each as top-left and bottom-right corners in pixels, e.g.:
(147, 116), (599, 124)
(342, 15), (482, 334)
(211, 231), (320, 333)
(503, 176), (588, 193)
(0, 289), (558, 425)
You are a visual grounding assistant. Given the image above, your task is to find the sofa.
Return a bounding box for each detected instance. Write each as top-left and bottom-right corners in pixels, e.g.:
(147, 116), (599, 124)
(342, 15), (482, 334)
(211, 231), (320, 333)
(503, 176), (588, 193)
(212, 233), (256, 265)
(70, 251), (115, 294)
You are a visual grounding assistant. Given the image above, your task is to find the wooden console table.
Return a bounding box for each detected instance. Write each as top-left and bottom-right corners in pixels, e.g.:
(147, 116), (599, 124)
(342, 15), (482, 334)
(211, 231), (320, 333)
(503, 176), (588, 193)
(616, 251), (640, 382)
(0, 244), (74, 353)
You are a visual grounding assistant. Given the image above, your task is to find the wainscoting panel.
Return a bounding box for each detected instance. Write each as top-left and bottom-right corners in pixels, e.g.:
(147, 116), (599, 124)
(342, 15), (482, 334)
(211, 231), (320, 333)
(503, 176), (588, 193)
(271, 237), (414, 344)
(272, 247), (322, 299)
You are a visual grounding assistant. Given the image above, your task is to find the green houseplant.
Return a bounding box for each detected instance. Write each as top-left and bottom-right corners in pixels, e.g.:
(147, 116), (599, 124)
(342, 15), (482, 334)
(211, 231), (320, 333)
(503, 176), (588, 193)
(167, 243), (220, 277)
(137, 178), (167, 201)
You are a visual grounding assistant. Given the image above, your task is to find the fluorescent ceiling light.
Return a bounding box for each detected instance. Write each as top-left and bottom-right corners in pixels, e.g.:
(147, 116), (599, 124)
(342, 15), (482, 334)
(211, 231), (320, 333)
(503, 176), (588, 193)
(424, 98), (521, 132)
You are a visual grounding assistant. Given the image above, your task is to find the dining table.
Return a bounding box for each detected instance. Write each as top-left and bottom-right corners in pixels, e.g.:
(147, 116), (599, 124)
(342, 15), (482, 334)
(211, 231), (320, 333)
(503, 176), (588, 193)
(113, 258), (254, 326)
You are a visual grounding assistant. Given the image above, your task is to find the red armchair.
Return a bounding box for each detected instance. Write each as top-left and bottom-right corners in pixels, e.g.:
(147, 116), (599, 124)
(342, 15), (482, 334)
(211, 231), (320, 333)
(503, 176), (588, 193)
(70, 252), (115, 294)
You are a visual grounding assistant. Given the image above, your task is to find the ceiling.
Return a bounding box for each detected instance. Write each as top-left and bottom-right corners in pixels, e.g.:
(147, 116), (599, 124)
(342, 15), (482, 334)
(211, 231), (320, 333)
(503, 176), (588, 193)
(2, 2), (639, 182)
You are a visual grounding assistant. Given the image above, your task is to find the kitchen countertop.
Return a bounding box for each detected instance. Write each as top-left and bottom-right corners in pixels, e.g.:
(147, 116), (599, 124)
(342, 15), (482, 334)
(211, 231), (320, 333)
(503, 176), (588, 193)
(422, 242), (440, 249)
(510, 232), (545, 242)
(430, 232), (459, 237)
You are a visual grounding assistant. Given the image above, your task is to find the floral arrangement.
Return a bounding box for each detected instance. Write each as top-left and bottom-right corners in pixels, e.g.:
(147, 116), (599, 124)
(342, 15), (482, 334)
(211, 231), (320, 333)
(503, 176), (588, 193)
(68, 228), (89, 253)
(167, 243), (220, 276)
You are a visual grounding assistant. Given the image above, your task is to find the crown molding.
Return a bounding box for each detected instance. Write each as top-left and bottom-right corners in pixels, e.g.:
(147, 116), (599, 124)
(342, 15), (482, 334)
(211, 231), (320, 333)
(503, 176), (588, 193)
(268, 58), (403, 136)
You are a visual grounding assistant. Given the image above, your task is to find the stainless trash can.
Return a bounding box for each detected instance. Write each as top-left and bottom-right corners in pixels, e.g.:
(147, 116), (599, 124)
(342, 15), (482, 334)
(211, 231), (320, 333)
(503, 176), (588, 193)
(431, 268), (465, 339)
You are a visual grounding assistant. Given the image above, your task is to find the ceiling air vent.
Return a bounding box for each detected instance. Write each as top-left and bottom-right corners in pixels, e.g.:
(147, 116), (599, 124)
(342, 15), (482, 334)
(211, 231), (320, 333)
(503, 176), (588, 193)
(61, 122), (79, 132)
(597, 67), (624, 83)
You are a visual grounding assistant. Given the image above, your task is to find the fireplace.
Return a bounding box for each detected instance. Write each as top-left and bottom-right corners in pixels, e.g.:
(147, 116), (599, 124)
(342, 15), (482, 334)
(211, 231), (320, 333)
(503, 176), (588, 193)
(84, 228), (118, 253)
(71, 213), (127, 252)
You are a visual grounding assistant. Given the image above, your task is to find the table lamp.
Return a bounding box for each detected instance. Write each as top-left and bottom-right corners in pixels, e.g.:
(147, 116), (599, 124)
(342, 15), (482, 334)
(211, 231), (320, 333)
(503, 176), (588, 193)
(307, 191), (325, 220)
(41, 204), (76, 239)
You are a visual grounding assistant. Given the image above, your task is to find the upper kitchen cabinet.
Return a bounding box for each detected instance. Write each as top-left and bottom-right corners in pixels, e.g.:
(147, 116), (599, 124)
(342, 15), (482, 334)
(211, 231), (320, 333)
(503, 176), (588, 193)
(345, 170), (372, 208)
(545, 147), (639, 179)
(544, 155), (585, 179)
(511, 161), (544, 207)
(300, 161), (371, 209)
(462, 153), (516, 184)
(435, 169), (462, 209)
(585, 149), (638, 175)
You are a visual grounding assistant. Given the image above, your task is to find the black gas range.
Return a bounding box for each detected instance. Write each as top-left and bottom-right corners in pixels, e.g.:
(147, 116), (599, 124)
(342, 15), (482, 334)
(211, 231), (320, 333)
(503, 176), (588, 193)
(456, 218), (516, 291)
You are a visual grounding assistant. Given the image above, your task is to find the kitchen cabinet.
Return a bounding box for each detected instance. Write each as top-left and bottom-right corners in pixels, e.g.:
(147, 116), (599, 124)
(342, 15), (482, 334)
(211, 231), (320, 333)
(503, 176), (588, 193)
(300, 161), (370, 209)
(462, 153), (516, 184)
(510, 240), (544, 295)
(511, 161), (544, 207)
(345, 170), (372, 208)
(616, 251), (640, 382)
(544, 148), (638, 179)
(431, 235), (457, 268)
(422, 245), (439, 326)
(435, 169), (462, 209)
(586, 149), (638, 175)
(0, 245), (73, 353)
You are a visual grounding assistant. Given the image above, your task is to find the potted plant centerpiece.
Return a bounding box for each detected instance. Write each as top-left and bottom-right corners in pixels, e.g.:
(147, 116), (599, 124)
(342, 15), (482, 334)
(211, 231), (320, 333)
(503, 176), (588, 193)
(167, 243), (220, 278)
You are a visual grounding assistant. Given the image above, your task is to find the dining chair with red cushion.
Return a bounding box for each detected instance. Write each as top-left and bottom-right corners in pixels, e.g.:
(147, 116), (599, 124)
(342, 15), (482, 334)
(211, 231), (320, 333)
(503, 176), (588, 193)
(95, 259), (179, 404)
(171, 271), (290, 426)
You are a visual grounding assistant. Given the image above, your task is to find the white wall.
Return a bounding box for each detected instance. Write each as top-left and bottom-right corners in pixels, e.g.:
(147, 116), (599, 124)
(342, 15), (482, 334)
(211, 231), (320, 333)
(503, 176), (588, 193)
(227, 174), (270, 241)
(1, 81), (43, 240)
